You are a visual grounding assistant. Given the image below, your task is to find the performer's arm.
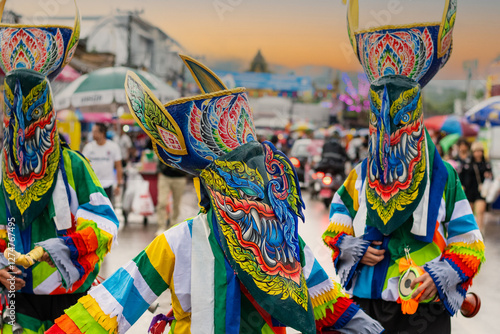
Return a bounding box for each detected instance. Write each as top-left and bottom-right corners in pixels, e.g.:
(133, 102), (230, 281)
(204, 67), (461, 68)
(423, 167), (485, 316)
(322, 167), (370, 289)
(301, 241), (383, 333)
(47, 233), (174, 334)
(37, 149), (119, 291)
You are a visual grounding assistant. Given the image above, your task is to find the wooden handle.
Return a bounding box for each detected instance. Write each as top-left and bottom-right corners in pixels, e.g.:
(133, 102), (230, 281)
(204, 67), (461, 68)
(4, 246), (45, 269)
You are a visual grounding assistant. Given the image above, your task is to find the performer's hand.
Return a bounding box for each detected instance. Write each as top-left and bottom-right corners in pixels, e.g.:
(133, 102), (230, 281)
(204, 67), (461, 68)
(114, 186), (121, 196)
(40, 252), (55, 268)
(0, 267), (25, 290)
(360, 241), (385, 266)
(411, 271), (437, 302)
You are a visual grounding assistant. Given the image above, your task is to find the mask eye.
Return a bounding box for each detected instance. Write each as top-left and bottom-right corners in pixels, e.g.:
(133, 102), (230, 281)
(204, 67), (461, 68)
(238, 189), (260, 201)
(370, 112), (377, 126)
(4, 105), (11, 118)
(31, 106), (43, 120)
(400, 113), (411, 125)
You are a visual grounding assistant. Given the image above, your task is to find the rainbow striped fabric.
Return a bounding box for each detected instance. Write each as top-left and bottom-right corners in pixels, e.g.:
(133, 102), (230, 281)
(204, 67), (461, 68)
(0, 147), (118, 332)
(48, 213), (383, 333)
(323, 138), (485, 316)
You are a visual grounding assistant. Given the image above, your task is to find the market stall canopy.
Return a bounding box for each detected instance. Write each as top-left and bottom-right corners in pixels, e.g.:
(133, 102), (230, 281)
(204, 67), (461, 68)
(465, 96), (500, 126)
(424, 115), (479, 137)
(54, 66), (180, 110)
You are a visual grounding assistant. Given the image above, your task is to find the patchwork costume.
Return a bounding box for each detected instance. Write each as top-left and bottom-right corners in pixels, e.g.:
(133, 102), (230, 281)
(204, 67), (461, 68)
(0, 1), (118, 332)
(46, 57), (383, 334)
(324, 1), (485, 333)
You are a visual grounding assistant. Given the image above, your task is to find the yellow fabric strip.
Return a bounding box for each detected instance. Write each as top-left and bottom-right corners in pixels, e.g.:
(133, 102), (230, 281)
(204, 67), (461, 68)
(326, 222), (354, 235)
(310, 283), (344, 309)
(145, 234), (175, 285)
(344, 169), (359, 211)
(79, 294), (118, 333)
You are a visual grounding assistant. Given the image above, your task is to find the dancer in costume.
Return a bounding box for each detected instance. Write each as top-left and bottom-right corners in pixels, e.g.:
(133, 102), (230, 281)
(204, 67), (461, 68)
(0, 1), (118, 332)
(323, 1), (484, 333)
(46, 56), (383, 334)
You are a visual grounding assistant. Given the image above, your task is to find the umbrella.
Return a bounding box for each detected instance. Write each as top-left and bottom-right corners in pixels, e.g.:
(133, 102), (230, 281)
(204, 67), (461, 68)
(424, 115), (479, 137)
(54, 66), (180, 110)
(439, 133), (460, 154)
(291, 121), (315, 132)
(465, 96), (500, 126)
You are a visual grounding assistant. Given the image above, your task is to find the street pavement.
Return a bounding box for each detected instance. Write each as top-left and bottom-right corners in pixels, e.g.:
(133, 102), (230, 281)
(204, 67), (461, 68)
(101, 184), (499, 333)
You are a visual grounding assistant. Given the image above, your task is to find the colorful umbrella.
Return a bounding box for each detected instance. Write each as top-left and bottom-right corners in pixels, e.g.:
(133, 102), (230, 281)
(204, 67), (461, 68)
(424, 115), (479, 137)
(54, 66), (180, 110)
(439, 133), (460, 154)
(465, 96), (500, 126)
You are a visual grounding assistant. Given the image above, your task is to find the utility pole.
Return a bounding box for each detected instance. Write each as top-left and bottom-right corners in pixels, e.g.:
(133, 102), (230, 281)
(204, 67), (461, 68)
(117, 9), (144, 68)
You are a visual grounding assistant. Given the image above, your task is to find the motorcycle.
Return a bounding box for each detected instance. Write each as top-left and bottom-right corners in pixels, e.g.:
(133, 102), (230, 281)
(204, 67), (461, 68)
(311, 139), (347, 208)
(311, 171), (344, 208)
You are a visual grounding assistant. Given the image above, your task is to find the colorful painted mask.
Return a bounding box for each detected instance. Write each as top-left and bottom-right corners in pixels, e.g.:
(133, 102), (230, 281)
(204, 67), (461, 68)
(0, 0), (80, 81)
(344, 0), (456, 88)
(200, 140), (312, 332)
(125, 57), (256, 175)
(366, 75), (426, 234)
(2, 69), (60, 229)
(126, 56), (314, 333)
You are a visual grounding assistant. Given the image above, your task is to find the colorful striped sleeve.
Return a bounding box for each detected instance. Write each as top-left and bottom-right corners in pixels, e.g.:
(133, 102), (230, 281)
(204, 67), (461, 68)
(301, 241), (383, 333)
(47, 232), (175, 334)
(322, 164), (370, 288)
(37, 148), (119, 292)
(424, 164), (485, 316)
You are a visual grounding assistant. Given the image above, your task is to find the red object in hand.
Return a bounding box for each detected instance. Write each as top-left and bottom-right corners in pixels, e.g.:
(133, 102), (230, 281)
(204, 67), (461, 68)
(461, 292), (481, 318)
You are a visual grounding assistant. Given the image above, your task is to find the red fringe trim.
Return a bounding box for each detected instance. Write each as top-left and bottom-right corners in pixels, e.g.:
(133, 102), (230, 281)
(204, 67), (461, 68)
(315, 296), (353, 331)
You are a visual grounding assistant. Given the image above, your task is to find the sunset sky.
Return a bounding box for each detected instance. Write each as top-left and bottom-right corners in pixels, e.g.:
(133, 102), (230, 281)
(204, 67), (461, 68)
(7, 0), (500, 80)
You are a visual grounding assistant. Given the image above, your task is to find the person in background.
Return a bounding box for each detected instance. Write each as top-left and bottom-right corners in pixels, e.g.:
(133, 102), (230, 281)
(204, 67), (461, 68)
(454, 138), (471, 175)
(117, 125), (133, 167)
(156, 162), (188, 236)
(460, 141), (492, 232)
(82, 123), (124, 203)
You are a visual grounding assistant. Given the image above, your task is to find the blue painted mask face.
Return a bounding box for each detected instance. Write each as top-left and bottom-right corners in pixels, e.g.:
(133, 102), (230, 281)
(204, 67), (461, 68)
(2, 69), (59, 228)
(366, 75), (427, 234)
(200, 141), (315, 333)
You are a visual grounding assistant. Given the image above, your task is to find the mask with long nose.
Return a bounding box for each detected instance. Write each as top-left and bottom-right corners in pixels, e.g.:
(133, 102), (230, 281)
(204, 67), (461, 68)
(366, 75), (427, 234)
(2, 69), (59, 229)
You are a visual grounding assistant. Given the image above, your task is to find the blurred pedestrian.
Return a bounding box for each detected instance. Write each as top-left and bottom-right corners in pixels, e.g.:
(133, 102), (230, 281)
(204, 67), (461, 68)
(156, 162), (187, 235)
(454, 138), (471, 174)
(117, 125), (133, 167)
(460, 141), (492, 232)
(82, 123), (124, 203)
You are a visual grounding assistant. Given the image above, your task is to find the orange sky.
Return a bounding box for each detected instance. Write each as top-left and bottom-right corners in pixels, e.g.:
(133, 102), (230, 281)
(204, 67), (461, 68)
(7, 0), (500, 79)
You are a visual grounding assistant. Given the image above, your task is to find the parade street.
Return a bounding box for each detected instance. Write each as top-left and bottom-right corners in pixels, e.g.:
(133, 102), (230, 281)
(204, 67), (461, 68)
(101, 184), (499, 333)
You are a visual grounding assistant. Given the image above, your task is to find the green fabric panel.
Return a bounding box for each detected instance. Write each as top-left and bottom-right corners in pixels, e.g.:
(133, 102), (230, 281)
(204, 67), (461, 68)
(239, 291), (266, 333)
(62, 148), (76, 190)
(383, 242), (442, 291)
(261, 323), (276, 334)
(4, 312), (51, 333)
(66, 149), (105, 205)
(133, 249), (169, 296)
(65, 301), (108, 333)
(29, 207), (57, 247)
(31, 261), (57, 289)
(0, 187), (6, 225)
(298, 235), (306, 267)
(168, 319), (177, 333)
(338, 185), (356, 218)
(207, 210), (228, 333)
(387, 218), (431, 261)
